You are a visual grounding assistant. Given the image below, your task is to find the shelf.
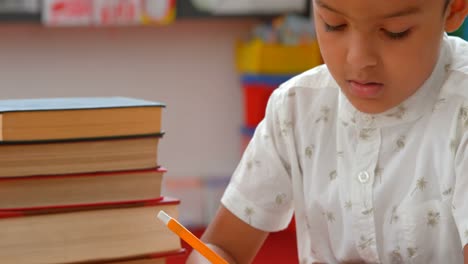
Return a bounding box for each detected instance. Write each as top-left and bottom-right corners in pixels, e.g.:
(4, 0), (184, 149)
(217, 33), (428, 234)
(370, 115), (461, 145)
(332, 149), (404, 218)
(0, 13), (40, 22)
(0, 1), (311, 24)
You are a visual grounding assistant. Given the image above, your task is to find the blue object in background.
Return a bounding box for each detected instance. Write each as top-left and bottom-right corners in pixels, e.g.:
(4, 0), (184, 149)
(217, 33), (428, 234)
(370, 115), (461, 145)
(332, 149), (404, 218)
(464, 19), (468, 40)
(450, 18), (468, 40)
(241, 125), (256, 137)
(241, 74), (294, 86)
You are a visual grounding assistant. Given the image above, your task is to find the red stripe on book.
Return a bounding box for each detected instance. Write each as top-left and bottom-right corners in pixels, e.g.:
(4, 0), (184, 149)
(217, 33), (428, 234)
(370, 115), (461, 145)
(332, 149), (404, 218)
(0, 167), (167, 181)
(0, 197), (180, 218)
(0, 211), (23, 218)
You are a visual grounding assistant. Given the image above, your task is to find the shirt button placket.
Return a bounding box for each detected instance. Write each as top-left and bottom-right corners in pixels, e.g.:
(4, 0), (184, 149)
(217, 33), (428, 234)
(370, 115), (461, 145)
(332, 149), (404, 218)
(351, 127), (381, 262)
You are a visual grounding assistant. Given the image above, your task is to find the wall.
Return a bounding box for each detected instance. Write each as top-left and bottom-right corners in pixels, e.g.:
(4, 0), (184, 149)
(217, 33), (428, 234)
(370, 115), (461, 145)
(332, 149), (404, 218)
(0, 19), (257, 179)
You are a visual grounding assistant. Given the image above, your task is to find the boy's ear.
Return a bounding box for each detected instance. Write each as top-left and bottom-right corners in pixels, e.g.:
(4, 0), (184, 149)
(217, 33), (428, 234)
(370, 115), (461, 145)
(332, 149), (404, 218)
(445, 0), (468, 32)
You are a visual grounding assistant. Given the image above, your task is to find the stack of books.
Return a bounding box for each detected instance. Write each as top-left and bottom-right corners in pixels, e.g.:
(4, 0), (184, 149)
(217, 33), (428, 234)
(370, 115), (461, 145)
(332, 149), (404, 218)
(0, 97), (183, 263)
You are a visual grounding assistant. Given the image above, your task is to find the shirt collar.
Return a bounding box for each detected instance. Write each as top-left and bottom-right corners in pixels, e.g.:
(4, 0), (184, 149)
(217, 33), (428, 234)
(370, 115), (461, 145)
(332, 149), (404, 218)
(338, 35), (450, 129)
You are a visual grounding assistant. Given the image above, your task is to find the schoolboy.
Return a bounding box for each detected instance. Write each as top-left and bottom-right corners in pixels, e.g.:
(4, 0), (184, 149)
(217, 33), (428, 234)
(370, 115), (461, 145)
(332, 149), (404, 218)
(188, 0), (468, 263)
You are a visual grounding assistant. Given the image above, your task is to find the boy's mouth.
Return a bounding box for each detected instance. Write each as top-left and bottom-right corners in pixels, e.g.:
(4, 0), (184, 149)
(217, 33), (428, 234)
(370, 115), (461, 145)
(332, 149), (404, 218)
(347, 80), (384, 99)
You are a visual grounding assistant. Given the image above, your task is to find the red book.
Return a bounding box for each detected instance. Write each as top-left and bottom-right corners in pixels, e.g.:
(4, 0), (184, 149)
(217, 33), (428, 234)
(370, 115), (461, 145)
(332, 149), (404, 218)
(0, 197), (181, 264)
(0, 167), (166, 210)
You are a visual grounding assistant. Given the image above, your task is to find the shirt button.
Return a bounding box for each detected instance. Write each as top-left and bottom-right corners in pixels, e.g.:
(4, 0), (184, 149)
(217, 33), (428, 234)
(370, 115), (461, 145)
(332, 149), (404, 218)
(358, 171), (370, 184)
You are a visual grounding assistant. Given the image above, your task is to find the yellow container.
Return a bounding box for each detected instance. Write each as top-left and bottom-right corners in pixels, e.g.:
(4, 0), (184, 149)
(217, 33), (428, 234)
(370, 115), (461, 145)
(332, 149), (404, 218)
(236, 38), (322, 74)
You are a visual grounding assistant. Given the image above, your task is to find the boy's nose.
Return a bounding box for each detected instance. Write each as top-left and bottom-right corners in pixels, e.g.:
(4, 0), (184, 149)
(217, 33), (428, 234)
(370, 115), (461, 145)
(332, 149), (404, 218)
(346, 34), (378, 70)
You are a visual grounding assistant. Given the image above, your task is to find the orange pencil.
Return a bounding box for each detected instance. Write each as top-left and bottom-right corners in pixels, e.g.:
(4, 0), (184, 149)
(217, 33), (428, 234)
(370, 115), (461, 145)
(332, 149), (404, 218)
(157, 210), (229, 264)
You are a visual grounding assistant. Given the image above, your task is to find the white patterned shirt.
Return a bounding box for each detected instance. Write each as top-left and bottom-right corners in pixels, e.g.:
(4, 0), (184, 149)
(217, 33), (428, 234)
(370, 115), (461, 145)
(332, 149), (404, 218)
(221, 35), (468, 263)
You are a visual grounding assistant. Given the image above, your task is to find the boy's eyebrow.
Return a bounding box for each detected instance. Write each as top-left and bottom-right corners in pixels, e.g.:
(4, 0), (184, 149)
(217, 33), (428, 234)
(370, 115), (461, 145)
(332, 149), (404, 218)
(314, 0), (422, 18)
(382, 6), (422, 18)
(315, 0), (346, 16)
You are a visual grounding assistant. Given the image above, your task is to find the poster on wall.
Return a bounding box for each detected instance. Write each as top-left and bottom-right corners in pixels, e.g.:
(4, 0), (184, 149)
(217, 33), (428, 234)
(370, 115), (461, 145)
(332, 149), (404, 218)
(42, 0), (93, 26)
(43, 0), (175, 26)
(94, 0), (141, 25)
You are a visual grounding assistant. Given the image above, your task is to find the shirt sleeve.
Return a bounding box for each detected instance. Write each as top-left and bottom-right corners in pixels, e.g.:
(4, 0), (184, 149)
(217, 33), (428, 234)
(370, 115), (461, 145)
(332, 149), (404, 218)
(221, 86), (294, 232)
(452, 113), (468, 249)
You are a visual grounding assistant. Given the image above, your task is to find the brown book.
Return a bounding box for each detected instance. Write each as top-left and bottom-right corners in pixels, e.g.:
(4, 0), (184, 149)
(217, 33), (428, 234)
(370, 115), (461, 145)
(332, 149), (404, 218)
(0, 135), (161, 178)
(0, 198), (181, 264)
(0, 168), (166, 210)
(0, 97), (165, 142)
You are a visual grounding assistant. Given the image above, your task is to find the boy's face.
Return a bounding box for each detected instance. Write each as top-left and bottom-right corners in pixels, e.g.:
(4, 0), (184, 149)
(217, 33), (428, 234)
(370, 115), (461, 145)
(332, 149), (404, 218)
(313, 0), (449, 113)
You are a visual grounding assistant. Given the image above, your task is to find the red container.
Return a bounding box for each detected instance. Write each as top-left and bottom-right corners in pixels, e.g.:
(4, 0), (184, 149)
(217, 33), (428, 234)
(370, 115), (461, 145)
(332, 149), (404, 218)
(243, 83), (276, 127)
(241, 74), (293, 127)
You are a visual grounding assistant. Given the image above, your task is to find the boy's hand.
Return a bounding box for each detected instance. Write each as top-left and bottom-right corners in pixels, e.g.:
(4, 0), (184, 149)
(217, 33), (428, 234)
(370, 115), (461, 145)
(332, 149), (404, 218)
(186, 205), (269, 264)
(186, 243), (236, 264)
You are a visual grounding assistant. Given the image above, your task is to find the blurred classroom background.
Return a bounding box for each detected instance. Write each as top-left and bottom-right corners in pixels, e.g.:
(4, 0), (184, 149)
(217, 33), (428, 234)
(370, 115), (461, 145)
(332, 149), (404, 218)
(0, 1), (467, 263)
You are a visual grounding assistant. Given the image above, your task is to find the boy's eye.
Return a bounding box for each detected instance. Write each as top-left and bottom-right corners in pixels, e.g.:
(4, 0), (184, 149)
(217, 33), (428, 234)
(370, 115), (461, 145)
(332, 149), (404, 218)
(383, 29), (411, 40)
(324, 22), (346, 32)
